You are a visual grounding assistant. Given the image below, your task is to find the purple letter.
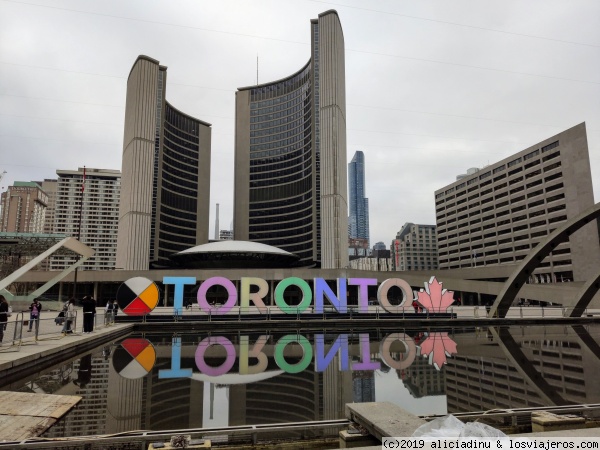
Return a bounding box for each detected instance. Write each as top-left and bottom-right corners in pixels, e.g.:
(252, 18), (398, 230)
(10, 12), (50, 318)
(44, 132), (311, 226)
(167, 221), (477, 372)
(197, 277), (237, 315)
(348, 278), (377, 312)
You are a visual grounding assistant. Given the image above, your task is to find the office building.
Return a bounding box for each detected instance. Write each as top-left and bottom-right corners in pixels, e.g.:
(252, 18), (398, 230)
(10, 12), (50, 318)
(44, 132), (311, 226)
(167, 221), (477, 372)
(50, 167), (120, 271)
(348, 151), (370, 246)
(233, 11), (348, 269)
(391, 223), (438, 271)
(0, 182), (48, 233)
(116, 56), (212, 270)
(434, 123), (600, 283)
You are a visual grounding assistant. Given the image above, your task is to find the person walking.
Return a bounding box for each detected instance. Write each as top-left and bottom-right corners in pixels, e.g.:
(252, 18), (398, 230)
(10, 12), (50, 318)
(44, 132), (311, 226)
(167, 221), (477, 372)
(27, 298), (42, 332)
(62, 298), (75, 334)
(81, 295), (96, 333)
(0, 295), (9, 344)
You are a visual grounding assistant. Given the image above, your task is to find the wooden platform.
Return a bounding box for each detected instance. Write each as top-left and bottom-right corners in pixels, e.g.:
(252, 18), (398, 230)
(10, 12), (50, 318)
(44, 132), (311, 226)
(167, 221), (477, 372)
(0, 391), (81, 441)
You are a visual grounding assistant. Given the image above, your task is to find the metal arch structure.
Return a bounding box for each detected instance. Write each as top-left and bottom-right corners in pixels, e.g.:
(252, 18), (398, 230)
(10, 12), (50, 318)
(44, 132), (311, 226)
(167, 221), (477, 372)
(489, 202), (600, 318)
(489, 327), (567, 406)
(567, 272), (600, 317)
(0, 236), (94, 301)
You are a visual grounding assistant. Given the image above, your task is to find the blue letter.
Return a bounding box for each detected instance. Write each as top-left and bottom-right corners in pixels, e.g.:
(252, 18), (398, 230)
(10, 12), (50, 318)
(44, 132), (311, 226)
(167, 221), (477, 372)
(314, 278), (347, 313)
(163, 276), (196, 315)
(159, 336), (193, 379)
(315, 334), (349, 371)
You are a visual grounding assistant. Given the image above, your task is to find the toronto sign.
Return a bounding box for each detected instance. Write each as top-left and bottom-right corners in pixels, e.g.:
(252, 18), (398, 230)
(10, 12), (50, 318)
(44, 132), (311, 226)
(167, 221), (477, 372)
(116, 276), (456, 316)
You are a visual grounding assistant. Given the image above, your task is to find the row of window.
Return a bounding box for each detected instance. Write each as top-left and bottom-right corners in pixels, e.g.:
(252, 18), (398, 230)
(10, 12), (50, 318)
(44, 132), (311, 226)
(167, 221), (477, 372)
(250, 123), (311, 146)
(250, 63), (311, 103)
(436, 143), (559, 199)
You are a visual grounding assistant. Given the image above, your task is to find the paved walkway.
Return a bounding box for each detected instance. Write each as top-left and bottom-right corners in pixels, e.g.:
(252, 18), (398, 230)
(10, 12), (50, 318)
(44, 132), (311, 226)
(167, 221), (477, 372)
(0, 322), (134, 382)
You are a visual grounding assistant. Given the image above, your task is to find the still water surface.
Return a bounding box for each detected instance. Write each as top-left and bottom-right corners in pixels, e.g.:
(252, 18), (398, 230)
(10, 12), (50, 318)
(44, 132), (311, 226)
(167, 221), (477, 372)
(3, 324), (600, 438)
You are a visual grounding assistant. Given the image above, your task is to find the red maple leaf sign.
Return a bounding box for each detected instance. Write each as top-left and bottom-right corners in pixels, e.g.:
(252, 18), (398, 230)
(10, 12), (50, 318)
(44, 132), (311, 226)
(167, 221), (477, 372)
(419, 332), (458, 370)
(416, 276), (455, 313)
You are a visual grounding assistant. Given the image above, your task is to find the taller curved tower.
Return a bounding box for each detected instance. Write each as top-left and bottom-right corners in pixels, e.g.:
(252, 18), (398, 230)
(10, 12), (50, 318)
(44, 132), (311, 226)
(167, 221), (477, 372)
(234, 11), (348, 269)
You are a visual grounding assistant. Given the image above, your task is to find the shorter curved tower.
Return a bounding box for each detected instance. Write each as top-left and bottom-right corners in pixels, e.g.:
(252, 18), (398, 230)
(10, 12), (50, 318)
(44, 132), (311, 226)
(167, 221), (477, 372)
(234, 11), (348, 269)
(117, 56), (211, 270)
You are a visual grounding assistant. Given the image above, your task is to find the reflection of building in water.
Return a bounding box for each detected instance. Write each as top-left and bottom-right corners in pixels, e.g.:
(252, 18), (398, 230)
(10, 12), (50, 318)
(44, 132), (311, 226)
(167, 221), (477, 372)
(105, 354), (203, 432)
(402, 356), (446, 398)
(145, 359), (204, 430)
(446, 328), (600, 414)
(323, 356), (354, 420)
(44, 354), (110, 437)
(229, 354), (352, 426)
(106, 352), (144, 434)
(353, 371), (375, 403)
(230, 369), (321, 425)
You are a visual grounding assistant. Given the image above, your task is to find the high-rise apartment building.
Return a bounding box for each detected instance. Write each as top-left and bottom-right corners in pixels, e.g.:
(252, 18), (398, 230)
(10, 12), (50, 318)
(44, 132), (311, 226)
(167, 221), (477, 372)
(233, 11), (348, 269)
(0, 182), (48, 233)
(348, 151), (370, 246)
(434, 123), (600, 283)
(39, 179), (57, 234)
(116, 56), (212, 270)
(50, 168), (120, 271)
(391, 223), (438, 271)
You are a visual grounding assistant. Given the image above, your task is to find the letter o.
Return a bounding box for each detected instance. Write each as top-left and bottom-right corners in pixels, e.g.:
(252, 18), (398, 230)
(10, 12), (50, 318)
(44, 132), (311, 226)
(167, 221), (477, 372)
(377, 278), (413, 313)
(274, 334), (313, 373)
(274, 277), (312, 313)
(380, 333), (416, 370)
(197, 277), (237, 315)
(195, 336), (236, 376)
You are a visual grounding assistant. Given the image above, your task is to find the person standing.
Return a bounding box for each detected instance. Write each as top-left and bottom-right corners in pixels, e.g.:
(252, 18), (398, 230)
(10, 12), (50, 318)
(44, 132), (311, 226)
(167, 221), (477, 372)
(0, 295), (9, 344)
(81, 296), (96, 333)
(27, 298), (42, 332)
(62, 298), (75, 334)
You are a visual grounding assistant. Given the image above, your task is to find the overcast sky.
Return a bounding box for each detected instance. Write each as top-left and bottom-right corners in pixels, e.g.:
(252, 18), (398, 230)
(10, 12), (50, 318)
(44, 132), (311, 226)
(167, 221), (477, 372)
(1, 0), (599, 246)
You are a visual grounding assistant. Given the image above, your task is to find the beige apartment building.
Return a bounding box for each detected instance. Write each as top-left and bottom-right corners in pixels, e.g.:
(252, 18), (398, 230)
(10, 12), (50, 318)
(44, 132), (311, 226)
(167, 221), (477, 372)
(434, 123), (600, 283)
(0, 181), (48, 233)
(391, 223), (438, 271)
(39, 179), (57, 234)
(50, 167), (120, 271)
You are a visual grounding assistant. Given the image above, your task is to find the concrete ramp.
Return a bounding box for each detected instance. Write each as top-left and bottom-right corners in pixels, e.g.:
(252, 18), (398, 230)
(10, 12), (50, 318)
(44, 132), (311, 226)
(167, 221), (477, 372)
(346, 402), (426, 441)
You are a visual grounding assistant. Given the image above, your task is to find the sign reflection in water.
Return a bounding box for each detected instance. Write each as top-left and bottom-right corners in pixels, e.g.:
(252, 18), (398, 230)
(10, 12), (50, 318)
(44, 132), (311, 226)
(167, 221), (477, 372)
(106, 330), (454, 431)
(112, 331), (458, 381)
(16, 325), (600, 439)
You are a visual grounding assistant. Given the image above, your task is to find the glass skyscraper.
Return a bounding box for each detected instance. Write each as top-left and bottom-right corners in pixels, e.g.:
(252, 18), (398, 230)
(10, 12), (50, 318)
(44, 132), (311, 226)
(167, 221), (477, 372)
(348, 151), (370, 246)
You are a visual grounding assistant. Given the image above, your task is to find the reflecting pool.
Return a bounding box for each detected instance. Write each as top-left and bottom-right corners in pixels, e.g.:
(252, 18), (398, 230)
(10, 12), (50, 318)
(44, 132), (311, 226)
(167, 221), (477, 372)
(3, 324), (600, 438)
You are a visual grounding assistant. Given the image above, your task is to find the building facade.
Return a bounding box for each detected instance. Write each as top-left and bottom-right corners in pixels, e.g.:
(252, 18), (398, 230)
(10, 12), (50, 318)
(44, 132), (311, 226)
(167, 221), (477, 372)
(0, 182), (48, 233)
(116, 56), (212, 270)
(434, 123), (600, 283)
(50, 168), (120, 271)
(348, 151), (370, 246)
(233, 10), (348, 269)
(39, 179), (57, 234)
(391, 223), (438, 271)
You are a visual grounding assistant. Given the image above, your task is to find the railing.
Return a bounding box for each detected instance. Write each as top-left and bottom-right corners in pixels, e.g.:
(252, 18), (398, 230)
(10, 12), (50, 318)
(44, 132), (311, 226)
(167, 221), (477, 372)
(134, 304), (598, 323)
(0, 418), (350, 449)
(0, 308), (117, 353)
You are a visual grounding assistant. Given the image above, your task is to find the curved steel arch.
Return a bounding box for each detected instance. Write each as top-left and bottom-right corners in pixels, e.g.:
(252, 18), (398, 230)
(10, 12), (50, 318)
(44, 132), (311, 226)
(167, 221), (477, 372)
(567, 271), (600, 317)
(489, 327), (567, 406)
(489, 202), (600, 318)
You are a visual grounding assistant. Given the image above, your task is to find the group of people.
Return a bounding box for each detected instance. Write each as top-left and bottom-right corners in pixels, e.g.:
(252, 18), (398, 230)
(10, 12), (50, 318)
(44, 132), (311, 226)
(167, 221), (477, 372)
(60, 296), (119, 334)
(0, 295), (120, 342)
